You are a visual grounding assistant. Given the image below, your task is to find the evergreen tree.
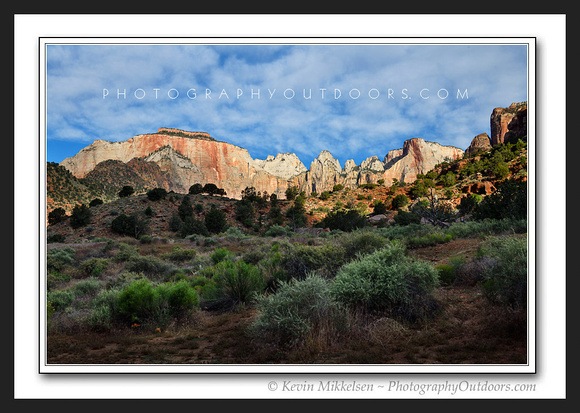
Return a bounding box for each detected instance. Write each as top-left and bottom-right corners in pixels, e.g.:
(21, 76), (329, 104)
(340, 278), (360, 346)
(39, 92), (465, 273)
(48, 207), (67, 225)
(118, 185), (134, 198)
(70, 204), (91, 229)
(146, 187), (167, 201)
(178, 195), (194, 220)
(189, 183), (203, 195)
(205, 205), (228, 234)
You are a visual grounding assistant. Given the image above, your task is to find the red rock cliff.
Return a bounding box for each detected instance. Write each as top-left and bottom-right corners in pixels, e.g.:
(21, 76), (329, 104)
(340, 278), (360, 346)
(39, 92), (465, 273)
(490, 102), (527, 145)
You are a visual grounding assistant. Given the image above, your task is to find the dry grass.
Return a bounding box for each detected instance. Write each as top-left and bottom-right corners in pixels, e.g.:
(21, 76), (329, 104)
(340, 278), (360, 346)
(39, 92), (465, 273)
(46, 283), (527, 365)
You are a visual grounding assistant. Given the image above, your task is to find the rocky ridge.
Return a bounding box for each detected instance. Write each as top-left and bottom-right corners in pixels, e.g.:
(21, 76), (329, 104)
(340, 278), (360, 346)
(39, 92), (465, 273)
(55, 102), (526, 205)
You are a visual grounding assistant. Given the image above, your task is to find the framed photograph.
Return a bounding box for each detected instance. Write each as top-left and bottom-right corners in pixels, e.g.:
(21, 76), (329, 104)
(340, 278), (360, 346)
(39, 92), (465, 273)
(39, 36), (535, 375)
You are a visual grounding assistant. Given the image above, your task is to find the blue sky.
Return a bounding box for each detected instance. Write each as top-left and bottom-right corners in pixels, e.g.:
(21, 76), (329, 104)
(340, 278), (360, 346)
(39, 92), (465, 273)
(46, 43), (528, 167)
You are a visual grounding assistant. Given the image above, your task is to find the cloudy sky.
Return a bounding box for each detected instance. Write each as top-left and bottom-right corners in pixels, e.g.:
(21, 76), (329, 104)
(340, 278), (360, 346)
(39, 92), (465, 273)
(46, 43), (528, 167)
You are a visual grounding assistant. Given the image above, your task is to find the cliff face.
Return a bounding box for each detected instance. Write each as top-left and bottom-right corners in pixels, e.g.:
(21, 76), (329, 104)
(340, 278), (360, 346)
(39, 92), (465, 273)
(59, 128), (464, 200)
(490, 102), (527, 145)
(60, 128), (305, 199)
(290, 138), (464, 195)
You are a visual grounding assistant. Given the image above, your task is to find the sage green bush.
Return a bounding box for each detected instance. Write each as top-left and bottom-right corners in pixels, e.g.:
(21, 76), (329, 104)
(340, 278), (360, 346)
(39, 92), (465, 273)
(331, 242), (439, 322)
(88, 288), (121, 331)
(336, 229), (388, 258)
(210, 260), (266, 304)
(116, 278), (200, 327)
(251, 274), (349, 347)
(161, 245), (196, 263)
(279, 242), (346, 280)
(47, 289), (75, 312)
(479, 235), (528, 309)
(47, 247), (76, 272)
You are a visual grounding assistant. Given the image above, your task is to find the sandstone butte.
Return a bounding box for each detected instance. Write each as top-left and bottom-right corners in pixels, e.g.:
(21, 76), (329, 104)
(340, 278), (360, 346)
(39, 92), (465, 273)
(490, 102), (527, 146)
(59, 102), (526, 200)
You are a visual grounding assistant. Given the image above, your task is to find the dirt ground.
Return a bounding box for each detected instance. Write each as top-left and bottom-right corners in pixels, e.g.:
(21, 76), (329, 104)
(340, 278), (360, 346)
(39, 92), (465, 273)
(46, 238), (528, 366)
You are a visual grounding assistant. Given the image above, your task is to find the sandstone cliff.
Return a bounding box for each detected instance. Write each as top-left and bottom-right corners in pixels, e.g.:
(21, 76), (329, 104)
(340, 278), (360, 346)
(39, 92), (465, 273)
(60, 128), (304, 199)
(490, 102), (527, 145)
(59, 128), (464, 200)
(290, 138), (464, 195)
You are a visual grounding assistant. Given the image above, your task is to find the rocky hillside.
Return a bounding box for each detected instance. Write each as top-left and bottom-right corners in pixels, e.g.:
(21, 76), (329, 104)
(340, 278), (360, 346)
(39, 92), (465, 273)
(46, 134), (527, 244)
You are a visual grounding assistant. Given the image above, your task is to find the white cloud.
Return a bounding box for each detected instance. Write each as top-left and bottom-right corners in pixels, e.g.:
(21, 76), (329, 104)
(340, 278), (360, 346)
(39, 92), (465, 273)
(46, 43), (528, 165)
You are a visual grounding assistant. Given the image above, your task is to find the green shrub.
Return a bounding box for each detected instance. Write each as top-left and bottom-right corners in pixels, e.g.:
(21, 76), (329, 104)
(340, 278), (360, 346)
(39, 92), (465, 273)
(111, 213), (150, 239)
(72, 279), (103, 297)
(79, 257), (110, 278)
(446, 218), (527, 239)
(113, 243), (140, 262)
(474, 179), (527, 221)
(317, 209), (367, 232)
(210, 247), (233, 264)
(155, 280), (200, 320)
(285, 198), (307, 230)
(435, 256), (465, 286)
(189, 183), (203, 195)
(331, 242), (439, 322)
(162, 246), (196, 263)
(47, 289), (75, 312)
(391, 194), (410, 209)
(169, 213), (182, 232)
(117, 279), (157, 324)
(264, 224), (291, 237)
(47, 247), (76, 272)
(124, 255), (173, 277)
(458, 193), (482, 215)
(409, 180), (428, 199)
(47, 234), (66, 243)
(251, 274), (349, 347)
(393, 210), (421, 226)
(47, 271), (71, 291)
(224, 226), (245, 240)
(332, 184), (344, 192)
(88, 288), (121, 331)
(372, 201), (388, 215)
(139, 234), (154, 244)
(407, 232), (453, 249)
(97, 278), (200, 329)
(478, 235), (528, 309)
(285, 185), (300, 201)
(280, 242), (345, 280)
(336, 230), (388, 258)
(235, 199), (255, 227)
(435, 264), (455, 286)
(439, 171), (456, 187)
(212, 260), (266, 304)
(106, 271), (145, 290)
